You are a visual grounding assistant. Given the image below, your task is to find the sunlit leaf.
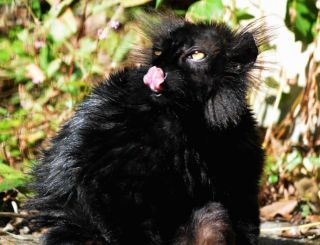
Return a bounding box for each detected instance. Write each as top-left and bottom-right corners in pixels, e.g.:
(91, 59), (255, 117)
(0, 119), (20, 130)
(49, 19), (72, 42)
(78, 38), (97, 57)
(47, 59), (62, 78)
(307, 156), (320, 168)
(49, 8), (77, 42)
(187, 0), (224, 22)
(26, 131), (46, 145)
(48, 0), (75, 17)
(91, 1), (122, 14)
(286, 151), (303, 172)
(121, 0), (151, 8)
(17, 29), (29, 43)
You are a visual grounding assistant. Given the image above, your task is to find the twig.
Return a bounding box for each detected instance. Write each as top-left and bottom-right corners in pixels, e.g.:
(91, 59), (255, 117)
(68, 0), (88, 78)
(103, 4), (124, 40)
(0, 212), (29, 218)
(0, 230), (37, 241)
(94, 4), (124, 76)
(261, 222), (320, 233)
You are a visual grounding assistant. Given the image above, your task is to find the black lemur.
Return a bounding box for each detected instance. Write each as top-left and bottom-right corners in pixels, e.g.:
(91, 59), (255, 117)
(28, 15), (268, 245)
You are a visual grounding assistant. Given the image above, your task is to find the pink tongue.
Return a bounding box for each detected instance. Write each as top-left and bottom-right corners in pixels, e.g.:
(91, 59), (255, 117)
(143, 66), (165, 92)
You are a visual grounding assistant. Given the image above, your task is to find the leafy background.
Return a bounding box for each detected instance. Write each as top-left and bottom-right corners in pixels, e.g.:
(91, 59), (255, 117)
(0, 0), (320, 240)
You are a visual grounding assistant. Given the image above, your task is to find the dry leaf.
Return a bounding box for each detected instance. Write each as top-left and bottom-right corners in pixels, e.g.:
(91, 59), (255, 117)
(280, 226), (301, 238)
(260, 199), (298, 220)
(18, 85), (34, 109)
(306, 215), (320, 223)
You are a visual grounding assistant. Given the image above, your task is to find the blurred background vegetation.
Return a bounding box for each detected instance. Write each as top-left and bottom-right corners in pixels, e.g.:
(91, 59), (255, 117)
(0, 0), (319, 227)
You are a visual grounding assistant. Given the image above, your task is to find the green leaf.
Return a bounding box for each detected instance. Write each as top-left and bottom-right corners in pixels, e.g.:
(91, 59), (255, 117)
(39, 45), (49, 70)
(268, 175), (278, 184)
(31, 0), (42, 19)
(48, 0), (75, 17)
(47, 59), (62, 78)
(0, 107), (7, 115)
(91, 1), (122, 14)
(286, 150), (303, 172)
(48, 10), (77, 42)
(0, 133), (11, 142)
(0, 162), (28, 192)
(307, 156), (320, 168)
(0, 39), (11, 62)
(59, 81), (86, 96)
(104, 31), (120, 58)
(17, 29), (30, 43)
(26, 131), (46, 145)
(12, 40), (25, 56)
(285, 0), (317, 44)
(49, 20), (71, 42)
(301, 204), (311, 218)
(78, 38), (97, 57)
(0, 119), (21, 130)
(265, 77), (280, 89)
(121, 0), (151, 8)
(0, 49), (10, 62)
(155, 0), (164, 8)
(174, 9), (187, 16)
(236, 9), (254, 21)
(187, 0), (224, 22)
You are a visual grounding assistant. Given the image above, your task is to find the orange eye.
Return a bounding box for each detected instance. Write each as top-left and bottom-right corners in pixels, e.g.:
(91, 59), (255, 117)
(154, 50), (162, 56)
(191, 51), (206, 60)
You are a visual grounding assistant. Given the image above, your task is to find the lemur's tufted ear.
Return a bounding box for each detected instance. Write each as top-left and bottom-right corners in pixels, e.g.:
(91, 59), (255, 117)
(227, 32), (258, 66)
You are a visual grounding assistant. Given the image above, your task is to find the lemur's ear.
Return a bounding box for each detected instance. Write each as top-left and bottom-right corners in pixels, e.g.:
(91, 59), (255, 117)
(227, 32), (258, 65)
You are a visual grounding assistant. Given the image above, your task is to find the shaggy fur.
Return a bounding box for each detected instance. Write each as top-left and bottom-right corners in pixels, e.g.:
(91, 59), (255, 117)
(27, 15), (267, 244)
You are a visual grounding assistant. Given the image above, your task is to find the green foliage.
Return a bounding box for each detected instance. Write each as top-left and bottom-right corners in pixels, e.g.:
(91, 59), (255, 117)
(300, 203), (312, 218)
(0, 161), (29, 192)
(187, 0), (224, 22)
(285, 0), (318, 44)
(235, 9), (254, 22)
(264, 156), (280, 185)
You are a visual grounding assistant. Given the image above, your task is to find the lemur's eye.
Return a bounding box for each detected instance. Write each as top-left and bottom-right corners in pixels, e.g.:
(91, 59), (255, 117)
(154, 50), (162, 56)
(190, 51), (206, 60)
